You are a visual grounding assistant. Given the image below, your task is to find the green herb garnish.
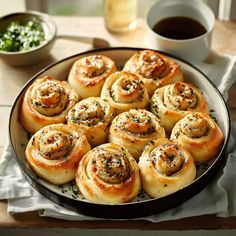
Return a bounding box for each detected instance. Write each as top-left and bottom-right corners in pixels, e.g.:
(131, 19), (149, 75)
(0, 19), (45, 52)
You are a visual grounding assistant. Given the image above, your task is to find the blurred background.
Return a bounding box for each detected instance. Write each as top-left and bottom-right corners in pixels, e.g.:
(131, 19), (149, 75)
(0, 0), (156, 18)
(0, 0), (235, 20)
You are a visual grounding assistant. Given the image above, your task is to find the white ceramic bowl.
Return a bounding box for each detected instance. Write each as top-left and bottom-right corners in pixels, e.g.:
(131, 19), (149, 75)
(146, 0), (215, 61)
(0, 11), (56, 66)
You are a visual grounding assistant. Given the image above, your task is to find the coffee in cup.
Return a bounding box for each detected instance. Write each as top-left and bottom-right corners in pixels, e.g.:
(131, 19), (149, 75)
(146, 0), (215, 61)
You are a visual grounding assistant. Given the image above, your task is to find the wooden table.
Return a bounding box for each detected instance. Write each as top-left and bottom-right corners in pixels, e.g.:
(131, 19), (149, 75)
(0, 16), (236, 230)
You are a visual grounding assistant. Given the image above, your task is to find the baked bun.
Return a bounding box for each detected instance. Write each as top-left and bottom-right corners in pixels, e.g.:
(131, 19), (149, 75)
(20, 76), (79, 133)
(100, 71), (149, 114)
(123, 50), (183, 96)
(151, 81), (208, 133)
(170, 112), (224, 164)
(109, 109), (165, 160)
(76, 143), (141, 204)
(25, 124), (91, 185)
(68, 55), (116, 99)
(67, 97), (116, 147)
(139, 138), (196, 198)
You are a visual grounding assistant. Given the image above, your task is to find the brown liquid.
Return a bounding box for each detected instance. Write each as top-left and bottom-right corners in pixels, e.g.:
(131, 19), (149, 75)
(152, 17), (207, 40)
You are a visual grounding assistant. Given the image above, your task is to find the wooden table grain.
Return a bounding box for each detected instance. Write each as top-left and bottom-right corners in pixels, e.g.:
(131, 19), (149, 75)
(0, 16), (236, 230)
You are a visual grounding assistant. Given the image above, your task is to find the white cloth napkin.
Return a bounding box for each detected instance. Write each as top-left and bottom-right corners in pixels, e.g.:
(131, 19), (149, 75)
(0, 52), (236, 222)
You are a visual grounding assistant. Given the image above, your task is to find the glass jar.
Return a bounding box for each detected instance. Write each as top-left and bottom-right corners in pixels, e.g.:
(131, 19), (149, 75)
(104, 0), (137, 34)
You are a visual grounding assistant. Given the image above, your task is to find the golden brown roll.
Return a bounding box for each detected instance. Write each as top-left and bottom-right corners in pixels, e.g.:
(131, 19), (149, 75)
(170, 112), (224, 164)
(68, 54), (117, 99)
(20, 76), (79, 133)
(76, 143), (141, 204)
(67, 97), (116, 147)
(123, 50), (183, 96)
(139, 138), (196, 198)
(151, 81), (208, 133)
(25, 124), (91, 185)
(109, 109), (165, 160)
(100, 71), (149, 114)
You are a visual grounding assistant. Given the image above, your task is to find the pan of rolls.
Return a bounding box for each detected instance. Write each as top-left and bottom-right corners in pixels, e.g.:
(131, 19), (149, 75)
(9, 47), (230, 218)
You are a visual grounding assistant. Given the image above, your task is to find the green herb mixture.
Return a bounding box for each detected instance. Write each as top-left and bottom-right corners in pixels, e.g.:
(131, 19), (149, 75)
(0, 19), (45, 52)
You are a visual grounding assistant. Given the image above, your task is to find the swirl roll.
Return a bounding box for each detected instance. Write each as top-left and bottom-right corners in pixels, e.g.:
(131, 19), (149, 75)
(76, 143), (141, 204)
(20, 76), (79, 133)
(170, 112), (224, 164)
(139, 138), (196, 198)
(109, 109), (165, 160)
(123, 50), (183, 96)
(67, 97), (116, 147)
(25, 124), (91, 185)
(151, 81), (208, 133)
(68, 55), (117, 99)
(100, 71), (149, 114)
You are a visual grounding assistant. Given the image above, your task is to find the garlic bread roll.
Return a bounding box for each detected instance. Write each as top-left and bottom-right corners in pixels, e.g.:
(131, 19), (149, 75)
(101, 71), (149, 114)
(123, 50), (183, 96)
(109, 109), (165, 160)
(25, 124), (91, 185)
(20, 76), (79, 133)
(151, 81), (208, 133)
(67, 97), (116, 147)
(170, 112), (224, 164)
(139, 138), (196, 198)
(76, 143), (141, 204)
(68, 55), (117, 99)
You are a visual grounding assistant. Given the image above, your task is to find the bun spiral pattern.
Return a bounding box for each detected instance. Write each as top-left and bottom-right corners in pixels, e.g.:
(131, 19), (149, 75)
(101, 71), (149, 114)
(109, 109), (165, 160)
(170, 112), (224, 164)
(76, 143), (141, 204)
(20, 50), (225, 205)
(68, 55), (117, 99)
(20, 76), (79, 133)
(151, 81), (208, 133)
(67, 97), (116, 147)
(123, 50), (183, 96)
(139, 138), (196, 198)
(25, 124), (91, 185)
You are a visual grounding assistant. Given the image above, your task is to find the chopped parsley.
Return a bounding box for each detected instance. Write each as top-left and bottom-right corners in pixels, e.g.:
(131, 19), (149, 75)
(0, 19), (45, 52)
